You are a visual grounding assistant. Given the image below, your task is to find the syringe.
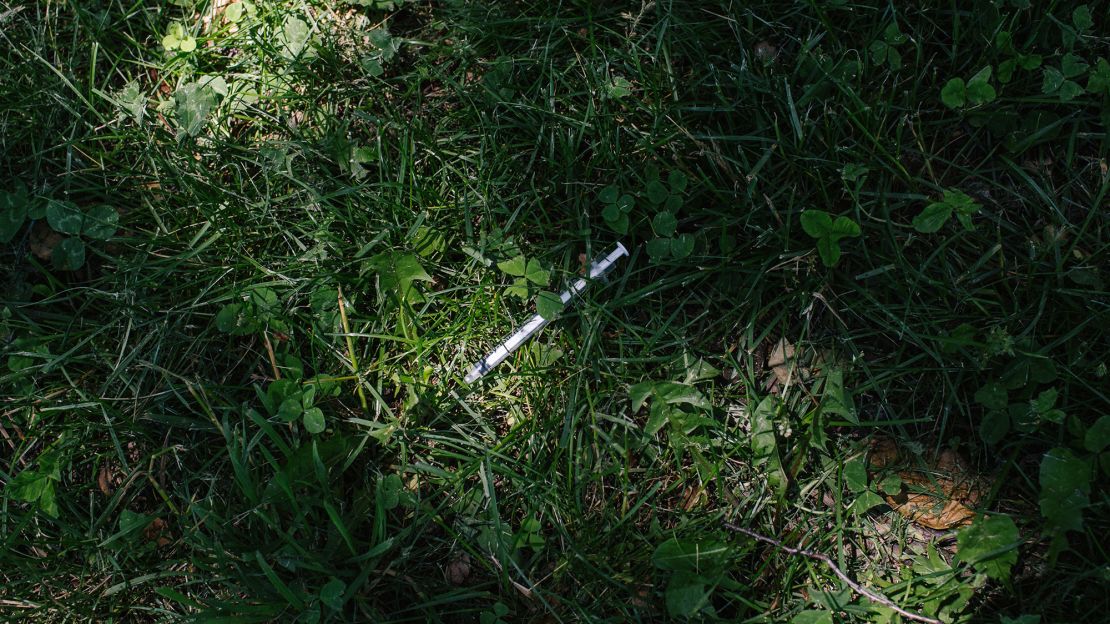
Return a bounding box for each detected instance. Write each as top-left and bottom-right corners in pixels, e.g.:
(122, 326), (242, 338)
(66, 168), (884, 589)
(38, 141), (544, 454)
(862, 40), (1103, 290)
(463, 242), (629, 384)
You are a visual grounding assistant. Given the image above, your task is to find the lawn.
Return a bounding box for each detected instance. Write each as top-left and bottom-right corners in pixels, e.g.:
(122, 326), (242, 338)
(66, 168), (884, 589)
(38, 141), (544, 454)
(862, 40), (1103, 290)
(1, 0), (1108, 622)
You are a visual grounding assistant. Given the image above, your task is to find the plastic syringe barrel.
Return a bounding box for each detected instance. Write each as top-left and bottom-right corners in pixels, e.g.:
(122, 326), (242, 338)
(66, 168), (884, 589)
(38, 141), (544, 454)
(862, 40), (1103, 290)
(463, 242), (628, 384)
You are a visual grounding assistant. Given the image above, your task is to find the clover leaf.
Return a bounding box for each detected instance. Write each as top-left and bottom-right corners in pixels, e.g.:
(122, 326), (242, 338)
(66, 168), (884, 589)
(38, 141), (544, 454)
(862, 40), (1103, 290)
(161, 22), (196, 52)
(869, 22), (907, 70)
(0, 185), (31, 243)
(598, 185), (634, 234)
(941, 66), (997, 109)
(498, 254), (550, 300)
(800, 210), (860, 267)
(912, 189), (981, 233)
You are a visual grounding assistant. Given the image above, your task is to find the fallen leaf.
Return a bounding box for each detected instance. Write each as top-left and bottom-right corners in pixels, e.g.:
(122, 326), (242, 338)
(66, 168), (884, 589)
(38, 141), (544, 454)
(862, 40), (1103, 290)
(97, 464), (113, 496)
(143, 517), (172, 547)
(445, 553), (471, 585)
(766, 338), (813, 391)
(868, 437), (985, 530)
(29, 221), (62, 261)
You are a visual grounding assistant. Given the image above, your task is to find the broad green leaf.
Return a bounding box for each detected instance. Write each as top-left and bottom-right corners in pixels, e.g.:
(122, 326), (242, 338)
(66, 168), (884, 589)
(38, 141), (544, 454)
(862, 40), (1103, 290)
(879, 473), (902, 495)
(884, 21), (907, 45)
(82, 205), (119, 240)
(1061, 53), (1089, 78)
(645, 400), (671, 435)
(303, 407), (326, 434)
(751, 395), (787, 497)
(412, 226), (445, 258)
(1072, 4), (1093, 30)
(394, 254), (432, 288)
(886, 47), (902, 70)
(629, 381), (655, 413)
(975, 382), (1009, 411)
(792, 610), (834, 624)
(664, 193), (683, 213)
(608, 212), (629, 235)
(682, 357), (720, 384)
(53, 237), (85, 270)
(652, 211), (677, 237)
(998, 59), (1017, 84)
(523, 257), (549, 286)
(497, 254), (527, 276)
(379, 473), (403, 510)
(46, 200), (83, 235)
(281, 15), (312, 58)
(278, 396), (304, 421)
(215, 302), (249, 334)
(670, 233), (694, 259)
(645, 237), (671, 260)
(852, 490), (886, 513)
(644, 179), (668, 205)
(174, 82), (217, 137)
(1087, 58), (1110, 95)
(828, 216), (860, 239)
(668, 170), (688, 193)
(1039, 448), (1091, 533)
(1057, 80), (1083, 101)
(957, 515), (1019, 580)
(119, 509), (151, 535)
(869, 40), (888, 64)
(966, 66), (996, 104)
(597, 184), (620, 204)
(116, 81), (145, 123)
(178, 35), (197, 53)
(606, 76), (632, 99)
(821, 367), (857, 422)
(652, 381), (710, 408)
(1042, 67), (1065, 94)
(1032, 388), (1057, 413)
(535, 290), (563, 320)
(616, 193), (635, 213)
(941, 78), (966, 108)
(800, 210), (832, 238)
(995, 31), (1014, 53)
(225, 2), (246, 23)
(601, 203), (621, 223)
(1019, 54), (1042, 70)
(815, 236), (841, 267)
(367, 252), (432, 302)
(0, 189), (28, 243)
(665, 572), (712, 619)
(843, 456), (869, 492)
(504, 278), (529, 299)
(979, 409), (1010, 445)
(912, 202), (953, 233)
(1084, 415), (1110, 453)
(651, 538), (729, 574)
(319, 578), (345, 611)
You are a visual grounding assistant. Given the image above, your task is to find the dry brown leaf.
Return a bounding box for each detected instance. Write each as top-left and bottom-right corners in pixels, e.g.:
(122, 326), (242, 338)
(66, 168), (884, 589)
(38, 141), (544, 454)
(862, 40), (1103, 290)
(143, 517), (172, 548)
(29, 221), (61, 261)
(444, 553), (471, 585)
(97, 464), (113, 496)
(766, 337), (814, 391)
(868, 437), (985, 530)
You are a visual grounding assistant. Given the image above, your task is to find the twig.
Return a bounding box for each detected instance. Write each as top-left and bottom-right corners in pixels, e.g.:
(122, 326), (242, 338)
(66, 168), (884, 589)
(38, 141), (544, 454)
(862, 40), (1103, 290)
(723, 522), (942, 624)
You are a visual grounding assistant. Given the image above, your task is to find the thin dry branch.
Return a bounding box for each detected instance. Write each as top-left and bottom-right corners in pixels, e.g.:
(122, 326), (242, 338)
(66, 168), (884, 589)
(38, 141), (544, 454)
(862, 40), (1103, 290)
(724, 522), (942, 624)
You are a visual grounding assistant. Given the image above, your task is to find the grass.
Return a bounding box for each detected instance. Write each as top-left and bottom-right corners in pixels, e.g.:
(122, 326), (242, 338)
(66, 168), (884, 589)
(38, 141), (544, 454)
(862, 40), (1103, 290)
(2, 0), (1108, 622)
